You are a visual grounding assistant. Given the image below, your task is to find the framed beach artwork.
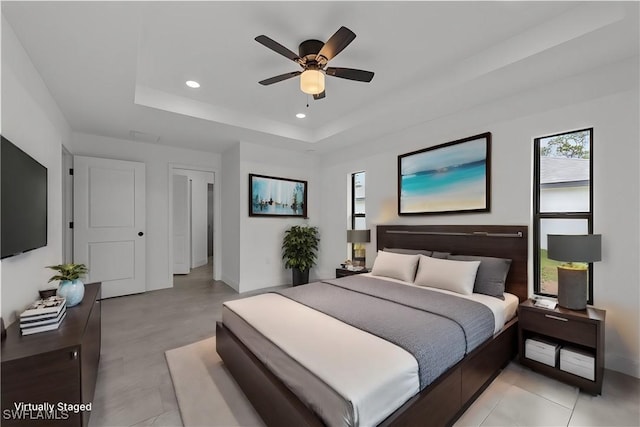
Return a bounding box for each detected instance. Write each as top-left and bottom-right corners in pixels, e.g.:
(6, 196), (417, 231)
(249, 174), (308, 218)
(398, 132), (491, 215)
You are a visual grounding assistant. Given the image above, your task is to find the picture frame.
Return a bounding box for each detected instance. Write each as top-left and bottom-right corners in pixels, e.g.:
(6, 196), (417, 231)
(398, 132), (491, 215)
(249, 174), (308, 218)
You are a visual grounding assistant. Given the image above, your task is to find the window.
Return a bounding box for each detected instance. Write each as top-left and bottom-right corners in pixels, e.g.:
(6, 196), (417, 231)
(533, 128), (593, 303)
(351, 171), (366, 265)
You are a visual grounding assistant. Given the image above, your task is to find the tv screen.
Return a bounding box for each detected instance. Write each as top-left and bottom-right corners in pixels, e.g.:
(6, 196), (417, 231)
(1, 135), (48, 259)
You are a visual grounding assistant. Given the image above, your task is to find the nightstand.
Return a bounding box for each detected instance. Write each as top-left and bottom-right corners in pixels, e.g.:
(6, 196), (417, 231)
(518, 299), (605, 394)
(336, 268), (369, 278)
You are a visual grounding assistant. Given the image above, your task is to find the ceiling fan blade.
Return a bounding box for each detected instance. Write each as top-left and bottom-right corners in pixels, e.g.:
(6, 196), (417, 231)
(255, 35), (301, 62)
(313, 90), (326, 100)
(316, 26), (356, 61)
(258, 71), (301, 86)
(326, 67), (374, 82)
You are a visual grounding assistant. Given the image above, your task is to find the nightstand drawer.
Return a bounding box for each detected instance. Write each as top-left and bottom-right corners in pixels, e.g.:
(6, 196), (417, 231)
(520, 309), (596, 348)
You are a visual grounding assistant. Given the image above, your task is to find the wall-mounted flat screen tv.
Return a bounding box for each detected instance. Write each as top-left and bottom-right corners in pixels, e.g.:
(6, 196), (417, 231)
(1, 135), (48, 259)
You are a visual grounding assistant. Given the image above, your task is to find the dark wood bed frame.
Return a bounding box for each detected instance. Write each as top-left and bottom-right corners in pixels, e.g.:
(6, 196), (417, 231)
(217, 224), (528, 427)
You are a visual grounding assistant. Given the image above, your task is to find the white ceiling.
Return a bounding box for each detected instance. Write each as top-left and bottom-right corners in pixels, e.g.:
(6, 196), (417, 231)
(2, 1), (638, 154)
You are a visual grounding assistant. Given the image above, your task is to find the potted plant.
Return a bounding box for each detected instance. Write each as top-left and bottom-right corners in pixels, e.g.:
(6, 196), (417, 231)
(282, 225), (319, 286)
(47, 263), (88, 307)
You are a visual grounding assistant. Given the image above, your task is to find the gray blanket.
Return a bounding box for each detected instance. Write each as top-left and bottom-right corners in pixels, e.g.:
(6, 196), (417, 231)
(275, 275), (494, 389)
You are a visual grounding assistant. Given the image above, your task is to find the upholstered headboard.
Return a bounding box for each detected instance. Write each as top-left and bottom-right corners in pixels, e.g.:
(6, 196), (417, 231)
(376, 224), (528, 302)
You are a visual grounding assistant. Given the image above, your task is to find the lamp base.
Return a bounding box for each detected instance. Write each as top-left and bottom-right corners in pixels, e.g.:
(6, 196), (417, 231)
(557, 266), (587, 310)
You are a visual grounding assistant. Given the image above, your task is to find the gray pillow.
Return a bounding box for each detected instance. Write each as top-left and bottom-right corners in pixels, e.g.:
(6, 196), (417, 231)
(430, 251), (450, 259)
(447, 255), (512, 300)
(384, 247), (433, 257)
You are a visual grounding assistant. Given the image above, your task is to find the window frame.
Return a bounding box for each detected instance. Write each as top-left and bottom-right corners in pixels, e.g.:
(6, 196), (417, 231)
(533, 127), (594, 304)
(351, 171), (366, 263)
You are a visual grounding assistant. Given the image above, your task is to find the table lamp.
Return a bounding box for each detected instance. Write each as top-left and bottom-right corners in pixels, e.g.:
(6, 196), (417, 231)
(547, 234), (601, 310)
(347, 229), (371, 267)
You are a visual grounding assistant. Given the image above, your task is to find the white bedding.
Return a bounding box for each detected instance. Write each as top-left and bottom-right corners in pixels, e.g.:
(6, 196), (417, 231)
(222, 276), (518, 427)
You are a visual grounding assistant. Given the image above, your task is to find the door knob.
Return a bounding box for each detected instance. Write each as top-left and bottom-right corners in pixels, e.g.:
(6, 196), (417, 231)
(138, 232), (144, 236)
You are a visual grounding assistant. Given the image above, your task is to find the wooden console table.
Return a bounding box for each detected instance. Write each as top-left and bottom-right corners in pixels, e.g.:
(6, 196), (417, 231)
(1, 283), (101, 426)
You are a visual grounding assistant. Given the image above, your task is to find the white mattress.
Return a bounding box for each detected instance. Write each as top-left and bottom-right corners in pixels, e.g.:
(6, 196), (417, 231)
(222, 277), (518, 427)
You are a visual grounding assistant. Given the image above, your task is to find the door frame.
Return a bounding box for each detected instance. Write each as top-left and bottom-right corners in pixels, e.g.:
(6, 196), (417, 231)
(168, 163), (221, 282)
(61, 145), (74, 263)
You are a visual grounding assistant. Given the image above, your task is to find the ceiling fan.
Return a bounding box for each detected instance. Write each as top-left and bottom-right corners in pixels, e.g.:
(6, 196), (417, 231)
(255, 26), (374, 100)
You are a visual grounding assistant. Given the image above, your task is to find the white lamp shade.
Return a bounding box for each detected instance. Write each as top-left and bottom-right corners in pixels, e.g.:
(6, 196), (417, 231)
(300, 70), (325, 95)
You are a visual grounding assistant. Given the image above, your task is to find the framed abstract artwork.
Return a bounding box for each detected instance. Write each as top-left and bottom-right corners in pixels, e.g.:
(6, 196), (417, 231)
(249, 174), (308, 218)
(398, 132), (491, 215)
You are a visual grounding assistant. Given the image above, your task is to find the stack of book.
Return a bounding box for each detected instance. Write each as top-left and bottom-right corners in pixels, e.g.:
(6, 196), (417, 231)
(20, 296), (67, 335)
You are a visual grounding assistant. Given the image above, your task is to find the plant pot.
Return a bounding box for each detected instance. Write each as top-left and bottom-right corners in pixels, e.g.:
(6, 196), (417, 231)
(292, 268), (309, 286)
(57, 279), (85, 307)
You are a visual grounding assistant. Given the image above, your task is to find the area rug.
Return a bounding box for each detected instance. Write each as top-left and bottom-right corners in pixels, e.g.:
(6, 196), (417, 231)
(165, 337), (265, 427)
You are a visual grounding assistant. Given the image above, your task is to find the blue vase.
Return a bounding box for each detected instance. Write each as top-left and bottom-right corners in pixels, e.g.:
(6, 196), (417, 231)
(57, 279), (85, 307)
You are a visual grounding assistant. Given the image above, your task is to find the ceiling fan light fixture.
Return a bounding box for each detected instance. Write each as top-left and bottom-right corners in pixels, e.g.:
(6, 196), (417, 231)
(300, 69), (324, 95)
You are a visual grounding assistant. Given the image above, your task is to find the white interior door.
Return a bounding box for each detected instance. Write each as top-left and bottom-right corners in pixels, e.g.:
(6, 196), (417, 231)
(74, 156), (146, 298)
(172, 175), (190, 274)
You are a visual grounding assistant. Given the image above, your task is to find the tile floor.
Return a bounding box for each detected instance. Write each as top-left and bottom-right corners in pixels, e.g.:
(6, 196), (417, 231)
(453, 362), (639, 427)
(90, 262), (640, 427)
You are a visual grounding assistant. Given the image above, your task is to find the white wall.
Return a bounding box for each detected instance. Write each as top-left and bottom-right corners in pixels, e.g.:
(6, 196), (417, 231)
(69, 132), (221, 291)
(221, 141), (320, 293)
(238, 141), (320, 293)
(220, 144), (241, 290)
(318, 61), (640, 378)
(173, 169), (214, 269)
(0, 16), (71, 323)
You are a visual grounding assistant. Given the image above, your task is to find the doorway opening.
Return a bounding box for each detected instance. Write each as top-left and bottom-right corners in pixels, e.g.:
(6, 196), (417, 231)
(169, 165), (219, 282)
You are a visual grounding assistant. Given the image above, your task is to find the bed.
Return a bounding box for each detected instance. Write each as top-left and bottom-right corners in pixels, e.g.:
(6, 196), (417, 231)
(217, 224), (528, 427)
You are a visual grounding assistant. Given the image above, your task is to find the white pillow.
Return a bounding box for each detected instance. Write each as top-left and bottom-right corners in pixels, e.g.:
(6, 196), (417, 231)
(371, 250), (420, 283)
(414, 254), (480, 295)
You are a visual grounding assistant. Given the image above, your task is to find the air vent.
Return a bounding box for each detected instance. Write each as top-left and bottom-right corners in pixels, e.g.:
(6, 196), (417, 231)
(129, 130), (160, 144)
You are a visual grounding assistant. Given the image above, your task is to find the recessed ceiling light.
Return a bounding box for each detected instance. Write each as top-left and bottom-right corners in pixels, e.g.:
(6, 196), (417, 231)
(185, 80), (200, 88)
(296, 113), (306, 119)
